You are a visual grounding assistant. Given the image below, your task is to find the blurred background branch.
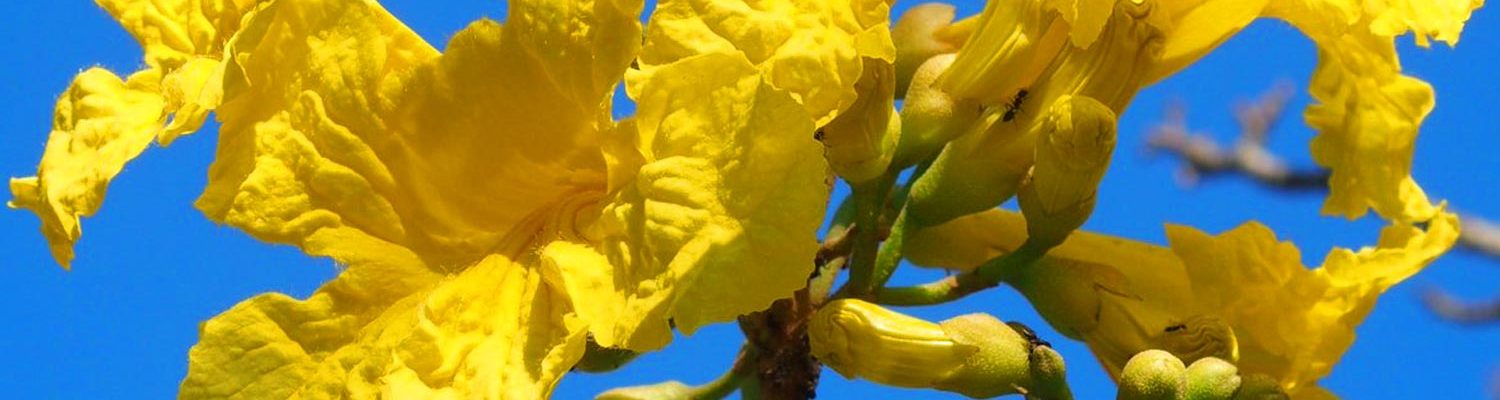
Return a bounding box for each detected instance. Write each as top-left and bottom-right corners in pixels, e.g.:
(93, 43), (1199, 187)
(1145, 83), (1500, 325)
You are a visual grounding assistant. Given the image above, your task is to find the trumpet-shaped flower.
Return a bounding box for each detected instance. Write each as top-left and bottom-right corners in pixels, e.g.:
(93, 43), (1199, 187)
(9, 0), (875, 397)
(907, 0), (1480, 229)
(903, 208), (1459, 396)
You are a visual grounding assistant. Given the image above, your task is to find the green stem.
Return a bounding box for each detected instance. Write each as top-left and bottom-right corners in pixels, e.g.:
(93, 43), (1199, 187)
(867, 210), (909, 292)
(840, 174), (898, 298)
(687, 346), (757, 400)
(875, 240), (1048, 306)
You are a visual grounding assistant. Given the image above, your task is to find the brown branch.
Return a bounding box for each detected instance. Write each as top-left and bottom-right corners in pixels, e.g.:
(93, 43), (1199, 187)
(739, 288), (820, 399)
(1145, 83), (1330, 190)
(1421, 287), (1500, 325)
(1458, 213), (1500, 261)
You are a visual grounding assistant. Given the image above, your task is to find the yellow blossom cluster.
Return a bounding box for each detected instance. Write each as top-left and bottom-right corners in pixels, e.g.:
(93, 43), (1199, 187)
(10, 0), (1481, 398)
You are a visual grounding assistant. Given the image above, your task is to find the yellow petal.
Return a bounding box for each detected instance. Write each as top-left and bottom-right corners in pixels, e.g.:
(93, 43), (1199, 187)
(1043, 0), (1120, 49)
(9, 68), (167, 268)
(1148, 0), (1270, 83)
(559, 52), (827, 351)
(1166, 211), (1459, 393)
(641, 0), (895, 125)
(96, 0), (264, 69)
(1303, 28), (1437, 221)
(182, 253), (585, 399)
(1365, 0), (1484, 47)
(194, 0), (639, 265)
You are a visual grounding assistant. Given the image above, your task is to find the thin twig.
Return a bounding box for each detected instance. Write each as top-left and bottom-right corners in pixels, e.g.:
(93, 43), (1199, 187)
(1145, 83), (1330, 189)
(1421, 287), (1500, 325)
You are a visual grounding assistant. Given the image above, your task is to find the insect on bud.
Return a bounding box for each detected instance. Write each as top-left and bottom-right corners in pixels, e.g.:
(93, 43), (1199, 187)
(1018, 95), (1117, 248)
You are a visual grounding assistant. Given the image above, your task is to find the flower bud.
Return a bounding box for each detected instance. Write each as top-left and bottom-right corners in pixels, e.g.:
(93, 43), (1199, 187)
(1018, 95), (1117, 248)
(1185, 357), (1241, 400)
(809, 299), (1060, 398)
(1028, 345), (1075, 399)
(821, 58), (899, 183)
(892, 54), (982, 168)
(892, 3), (961, 97)
(1118, 350), (1187, 400)
(594, 381), (694, 400)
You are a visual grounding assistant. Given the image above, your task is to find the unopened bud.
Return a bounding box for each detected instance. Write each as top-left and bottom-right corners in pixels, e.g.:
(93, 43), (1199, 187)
(810, 299), (1059, 398)
(1118, 350), (1187, 400)
(893, 3), (960, 96)
(1018, 95), (1117, 248)
(595, 381), (694, 400)
(821, 59), (899, 183)
(892, 54), (982, 168)
(1185, 357), (1241, 400)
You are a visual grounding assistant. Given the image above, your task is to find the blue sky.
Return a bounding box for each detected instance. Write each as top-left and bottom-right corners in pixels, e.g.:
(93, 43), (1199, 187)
(2, 1), (1497, 398)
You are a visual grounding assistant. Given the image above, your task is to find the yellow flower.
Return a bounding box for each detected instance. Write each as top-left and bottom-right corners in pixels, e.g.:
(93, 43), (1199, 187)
(906, 0), (1481, 229)
(903, 208), (1459, 396)
(10, 0), (885, 397)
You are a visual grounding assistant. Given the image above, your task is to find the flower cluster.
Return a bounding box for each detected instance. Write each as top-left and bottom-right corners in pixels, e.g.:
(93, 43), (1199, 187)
(11, 0), (1480, 398)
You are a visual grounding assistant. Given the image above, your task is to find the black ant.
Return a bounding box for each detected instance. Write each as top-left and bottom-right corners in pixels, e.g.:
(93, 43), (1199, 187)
(1007, 321), (1051, 348)
(1002, 89), (1029, 122)
(1164, 323), (1187, 333)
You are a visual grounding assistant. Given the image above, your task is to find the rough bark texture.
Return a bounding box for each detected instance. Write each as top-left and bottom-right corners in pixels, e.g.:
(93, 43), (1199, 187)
(740, 289), (822, 399)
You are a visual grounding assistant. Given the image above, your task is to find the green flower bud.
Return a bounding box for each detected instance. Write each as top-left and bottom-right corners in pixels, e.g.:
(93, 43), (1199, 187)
(809, 299), (1057, 398)
(892, 54), (982, 169)
(1018, 95), (1117, 248)
(1231, 374), (1289, 400)
(1118, 350), (1187, 400)
(821, 58), (899, 183)
(1027, 345), (1075, 400)
(892, 3), (961, 97)
(1185, 357), (1240, 400)
(594, 381), (694, 400)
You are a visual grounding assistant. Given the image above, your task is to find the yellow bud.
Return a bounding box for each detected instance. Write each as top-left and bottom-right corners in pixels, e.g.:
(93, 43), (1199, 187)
(1185, 357), (1241, 400)
(892, 3), (961, 97)
(594, 381), (694, 400)
(1018, 95), (1117, 248)
(892, 54), (982, 168)
(809, 299), (1053, 398)
(821, 58), (899, 183)
(1118, 350), (1187, 400)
